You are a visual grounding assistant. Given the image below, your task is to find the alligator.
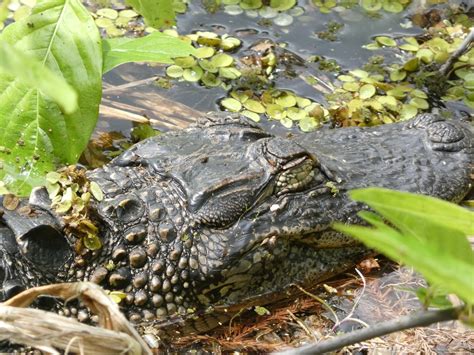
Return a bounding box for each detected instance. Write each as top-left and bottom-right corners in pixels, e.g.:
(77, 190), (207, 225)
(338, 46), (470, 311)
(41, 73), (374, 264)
(0, 112), (472, 337)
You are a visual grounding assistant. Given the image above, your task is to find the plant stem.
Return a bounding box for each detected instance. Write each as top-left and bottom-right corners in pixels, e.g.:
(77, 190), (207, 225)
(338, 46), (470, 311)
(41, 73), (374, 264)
(274, 306), (462, 355)
(440, 27), (474, 77)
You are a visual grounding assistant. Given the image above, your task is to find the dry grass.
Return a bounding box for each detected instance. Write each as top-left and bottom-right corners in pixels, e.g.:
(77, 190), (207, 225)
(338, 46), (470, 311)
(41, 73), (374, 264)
(170, 263), (474, 354)
(0, 282), (151, 354)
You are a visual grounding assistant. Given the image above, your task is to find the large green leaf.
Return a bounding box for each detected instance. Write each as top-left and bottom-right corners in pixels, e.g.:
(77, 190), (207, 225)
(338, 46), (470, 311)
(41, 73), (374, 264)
(350, 188), (474, 236)
(102, 32), (195, 73)
(0, 0), (102, 196)
(0, 40), (78, 113)
(125, 0), (175, 29)
(334, 188), (474, 305)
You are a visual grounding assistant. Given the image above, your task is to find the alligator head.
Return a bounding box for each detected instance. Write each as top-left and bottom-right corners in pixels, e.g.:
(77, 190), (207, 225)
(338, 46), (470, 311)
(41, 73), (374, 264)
(0, 112), (472, 334)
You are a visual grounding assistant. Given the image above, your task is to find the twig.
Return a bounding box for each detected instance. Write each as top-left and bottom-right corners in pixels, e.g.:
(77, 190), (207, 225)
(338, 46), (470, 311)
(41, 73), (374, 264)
(103, 76), (161, 93)
(273, 306), (463, 355)
(286, 309), (317, 340)
(333, 268), (369, 331)
(439, 27), (474, 76)
(294, 284), (340, 324)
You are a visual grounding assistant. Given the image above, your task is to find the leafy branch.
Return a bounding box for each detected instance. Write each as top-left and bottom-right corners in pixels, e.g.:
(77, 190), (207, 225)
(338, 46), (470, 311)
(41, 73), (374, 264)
(277, 188), (474, 353)
(0, 0), (194, 196)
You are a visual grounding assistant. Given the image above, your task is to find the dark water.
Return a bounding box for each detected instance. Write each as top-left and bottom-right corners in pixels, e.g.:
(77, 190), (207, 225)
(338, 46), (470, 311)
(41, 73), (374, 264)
(100, 0), (428, 134)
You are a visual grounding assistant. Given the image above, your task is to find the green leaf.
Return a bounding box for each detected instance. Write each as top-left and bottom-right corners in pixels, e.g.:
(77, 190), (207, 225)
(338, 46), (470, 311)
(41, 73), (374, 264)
(125, 0), (176, 29)
(334, 188), (474, 304)
(90, 181), (104, 201)
(0, 0), (102, 196)
(270, 0), (295, 11)
(399, 103), (417, 120)
(103, 32), (195, 73)
(375, 36), (396, 47)
(359, 84), (376, 99)
(84, 232), (102, 250)
(221, 97), (242, 112)
(254, 305), (270, 316)
(0, 40), (78, 114)
(349, 188), (474, 247)
(360, 0), (382, 11)
(335, 218), (474, 304)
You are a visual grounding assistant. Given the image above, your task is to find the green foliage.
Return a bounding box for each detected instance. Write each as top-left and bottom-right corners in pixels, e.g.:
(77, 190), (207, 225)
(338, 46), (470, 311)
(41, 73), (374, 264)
(125, 0), (176, 29)
(0, 0), (102, 196)
(102, 31), (196, 73)
(334, 188), (474, 306)
(0, 40), (78, 113)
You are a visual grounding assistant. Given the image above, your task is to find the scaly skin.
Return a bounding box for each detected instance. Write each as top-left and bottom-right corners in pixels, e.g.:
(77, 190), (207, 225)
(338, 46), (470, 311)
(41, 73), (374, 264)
(0, 112), (472, 335)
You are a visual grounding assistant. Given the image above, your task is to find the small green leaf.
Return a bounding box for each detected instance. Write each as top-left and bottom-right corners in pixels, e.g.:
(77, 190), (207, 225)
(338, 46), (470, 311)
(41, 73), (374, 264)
(416, 48), (434, 63)
(399, 44), (419, 52)
(243, 99), (266, 113)
(390, 69), (406, 81)
(240, 0), (262, 10)
(183, 66), (204, 82)
(349, 69), (369, 78)
(403, 57), (419, 72)
(296, 97), (311, 108)
(201, 72), (222, 87)
(241, 110), (261, 122)
(377, 95), (398, 108)
(221, 97), (242, 112)
(218, 67), (241, 79)
(409, 97), (429, 110)
(287, 107), (306, 120)
(97, 8), (118, 19)
(109, 291), (127, 303)
(360, 0), (382, 11)
(343, 82), (360, 92)
(254, 305), (270, 316)
(166, 65), (184, 78)
(275, 94), (297, 108)
(400, 104), (418, 120)
(210, 53), (234, 67)
(359, 84), (376, 99)
(299, 116), (319, 132)
(411, 89), (427, 99)
(84, 232), (102, 250)
(46, 171), (61, 184)
(266, 104), (286, 120)
(270, 0), (295, 11)
(195, 46), (215, 59)
(338, 75), (355, 82)
(280, 117), (293, 128)
(90, 181), (104, 201)
(382, 0), (403, 13)
(363, 42), (381, 51)
(375, 36), (396, 47)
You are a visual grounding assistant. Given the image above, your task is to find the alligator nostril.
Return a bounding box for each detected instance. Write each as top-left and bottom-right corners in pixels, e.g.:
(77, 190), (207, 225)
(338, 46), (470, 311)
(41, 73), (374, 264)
(3, 279), (25, 299)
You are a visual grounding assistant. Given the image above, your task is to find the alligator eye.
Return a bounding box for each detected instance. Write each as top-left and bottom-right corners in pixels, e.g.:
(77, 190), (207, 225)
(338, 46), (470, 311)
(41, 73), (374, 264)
(261, 137), (317, 195)
(274, 157), (316, 195)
